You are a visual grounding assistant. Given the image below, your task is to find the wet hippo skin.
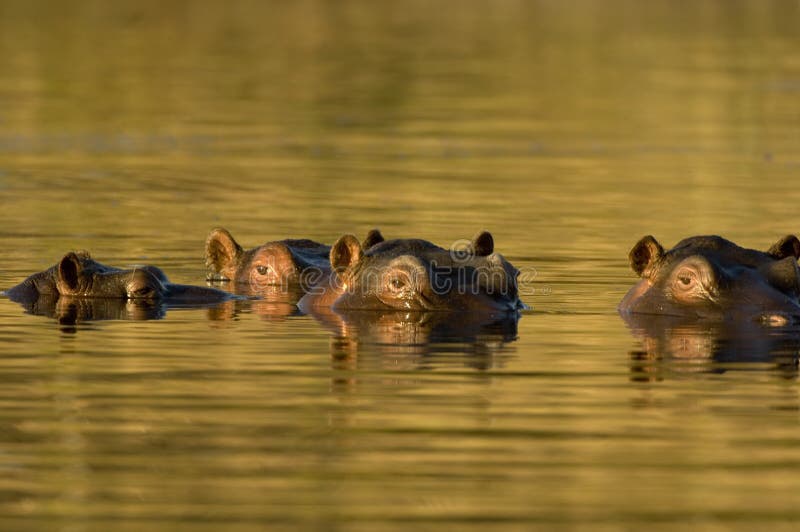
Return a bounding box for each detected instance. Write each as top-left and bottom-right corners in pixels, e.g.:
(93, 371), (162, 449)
(205, 227), (331, 294)
(299, 230), (525, 313)
(4, 251), (233, 306)
(619, 234), (800, 322)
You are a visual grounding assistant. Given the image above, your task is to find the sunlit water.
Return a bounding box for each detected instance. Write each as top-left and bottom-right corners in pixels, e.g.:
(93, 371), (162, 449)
(1, 1), (800, 529)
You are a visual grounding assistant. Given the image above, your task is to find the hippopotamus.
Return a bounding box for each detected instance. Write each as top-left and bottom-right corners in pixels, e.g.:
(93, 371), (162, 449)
(298, 230), (524, 312)
(205, 228), (330, 294)
(4, 251), (233, 307)
(619, 234), (800, 322)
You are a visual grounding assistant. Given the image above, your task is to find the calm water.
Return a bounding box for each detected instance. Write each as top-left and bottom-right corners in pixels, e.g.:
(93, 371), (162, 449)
(2, 1), (800, 529)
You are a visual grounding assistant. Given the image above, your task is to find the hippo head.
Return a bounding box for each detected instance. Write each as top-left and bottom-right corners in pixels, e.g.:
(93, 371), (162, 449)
(305, 230), (523, 312)
(619, 234), (800, 322)
(31, 251), (170, 299)
(5, 251), (231, 305)
(205, 228), (330, 293)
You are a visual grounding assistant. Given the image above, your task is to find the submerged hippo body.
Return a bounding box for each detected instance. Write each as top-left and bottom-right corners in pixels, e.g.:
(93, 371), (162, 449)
(298, 230), (524, 313)
(205, 228), (330, 294)
(619, 234), (800, 322)
(4, 251), (232, 308)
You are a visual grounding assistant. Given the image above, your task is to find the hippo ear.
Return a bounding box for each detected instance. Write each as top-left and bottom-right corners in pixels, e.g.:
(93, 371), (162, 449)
(629, 235), (664, 277)
(762, 256), (800, 297)
(471, 231), (494, 257)
(57, 252), (83, 291)
(767, 235), (800, 260)
(205, 228), (243, 274)
(330, 234), (363, 270)
(362, 229), (385, 249)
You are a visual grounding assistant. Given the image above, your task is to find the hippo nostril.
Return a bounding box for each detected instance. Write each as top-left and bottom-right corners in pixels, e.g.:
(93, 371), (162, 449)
(761, 313), (791, 327)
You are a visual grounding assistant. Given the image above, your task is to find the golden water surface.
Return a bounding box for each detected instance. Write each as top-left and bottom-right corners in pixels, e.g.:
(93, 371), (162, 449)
(1, 1), (800, 530)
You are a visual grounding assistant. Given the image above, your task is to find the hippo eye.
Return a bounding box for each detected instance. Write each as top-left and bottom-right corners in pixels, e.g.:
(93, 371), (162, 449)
(674, 268), (698, 291)
(129, 287), (156, 299)
(256, 265), (272, 276)
(671, 260), (718, 303)
(388, 276), (408, 293)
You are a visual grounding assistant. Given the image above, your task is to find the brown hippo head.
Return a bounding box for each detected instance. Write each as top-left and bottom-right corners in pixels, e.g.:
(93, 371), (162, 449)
(205, 228), (330, 293)
(4, 251), (232, 305)
(619, 234), (800, 322)
(298, 230), (524, 313)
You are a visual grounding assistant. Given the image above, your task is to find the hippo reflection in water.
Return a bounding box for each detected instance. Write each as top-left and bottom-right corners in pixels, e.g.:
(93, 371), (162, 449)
(310, 306), (519, 372)
(4, 251), (233, 321)
(205, 227), (330, 296)
(619, 234), (800, 322)
(624, 314), (800, 380)
(12, 294), (172, 326)
(298, 230), (525, 313)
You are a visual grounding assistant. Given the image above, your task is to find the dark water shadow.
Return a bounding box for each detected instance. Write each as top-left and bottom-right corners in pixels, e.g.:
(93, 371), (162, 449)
(621, 312), (800, 381)
(306, 307), (520, 372)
